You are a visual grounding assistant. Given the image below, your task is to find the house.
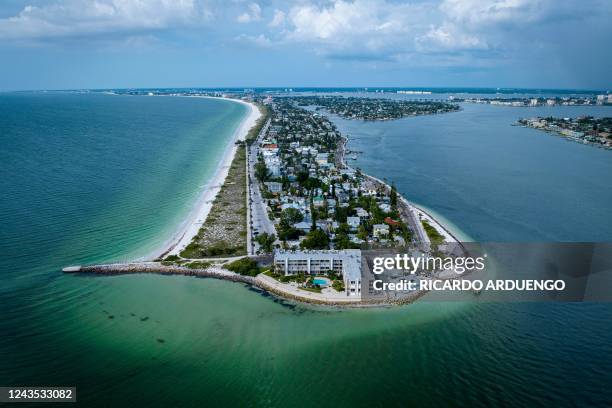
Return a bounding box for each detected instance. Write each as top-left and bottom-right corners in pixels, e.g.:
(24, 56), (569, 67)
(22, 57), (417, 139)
(313, 196), (325, 208)
(347, 216), (360, 230)
(265, 182), (283, 193)
(378, 203), (392, 213)
(316, 153), (329, 165)
(355, 207), (369, 219)
(261, 143), (279, 153)
(373, 224), (390, 238)
(384, 217), (401, 227)
(294, 221), (312, 233)
(265, 156), (282, 177)
(336, 191), (349, 203)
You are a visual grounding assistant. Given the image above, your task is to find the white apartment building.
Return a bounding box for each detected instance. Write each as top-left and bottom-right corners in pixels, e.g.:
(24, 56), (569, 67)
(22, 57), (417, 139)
(274, 250), (362, 297)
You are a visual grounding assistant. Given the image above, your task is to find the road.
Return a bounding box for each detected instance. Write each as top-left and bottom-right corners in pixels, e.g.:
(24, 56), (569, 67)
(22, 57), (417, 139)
(246, 118), (276, 254)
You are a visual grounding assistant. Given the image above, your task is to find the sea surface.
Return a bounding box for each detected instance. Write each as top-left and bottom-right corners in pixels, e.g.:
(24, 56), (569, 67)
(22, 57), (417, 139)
(1, 93), (611, 407)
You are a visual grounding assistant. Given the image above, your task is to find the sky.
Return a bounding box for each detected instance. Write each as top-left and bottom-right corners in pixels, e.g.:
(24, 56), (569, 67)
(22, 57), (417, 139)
(0, 0), (610, 91)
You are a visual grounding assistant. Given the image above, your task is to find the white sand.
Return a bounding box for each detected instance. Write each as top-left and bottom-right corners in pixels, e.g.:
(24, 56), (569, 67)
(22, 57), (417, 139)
(411, 203), (472, 243)
(147, 97), (261, 260)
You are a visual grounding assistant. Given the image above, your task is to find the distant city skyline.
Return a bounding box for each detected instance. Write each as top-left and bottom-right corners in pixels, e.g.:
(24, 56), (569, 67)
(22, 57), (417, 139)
(1, 0), (611, 91)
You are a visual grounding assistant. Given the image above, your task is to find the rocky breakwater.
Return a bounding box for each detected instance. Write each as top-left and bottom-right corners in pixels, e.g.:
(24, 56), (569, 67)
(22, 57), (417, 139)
(62, 262), (257, 285)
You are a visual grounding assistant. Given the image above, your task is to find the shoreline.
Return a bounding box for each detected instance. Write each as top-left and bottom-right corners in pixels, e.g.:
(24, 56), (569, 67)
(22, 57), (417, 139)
(143, 96), (261, 261)
(67, 99), (468, 308)
(337, 135), (467, 245)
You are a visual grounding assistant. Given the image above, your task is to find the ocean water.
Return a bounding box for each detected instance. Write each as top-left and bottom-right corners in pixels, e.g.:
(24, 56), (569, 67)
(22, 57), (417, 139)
(1, 93), (611, 407)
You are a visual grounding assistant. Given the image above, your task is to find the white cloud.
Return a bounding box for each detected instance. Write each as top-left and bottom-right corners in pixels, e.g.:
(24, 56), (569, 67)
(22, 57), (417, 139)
(416, 22), (487, 51)
(440, 0), (547, 26)
(282, 0), (422, 57)
(236, 3), (261, 23)
(0, 0), (211, 41)
(268, 9), (285, 27)
(235, 33), (271, 47)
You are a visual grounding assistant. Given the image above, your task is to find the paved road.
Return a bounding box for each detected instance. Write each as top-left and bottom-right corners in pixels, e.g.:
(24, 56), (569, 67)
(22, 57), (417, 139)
(247, 118), (276, 254)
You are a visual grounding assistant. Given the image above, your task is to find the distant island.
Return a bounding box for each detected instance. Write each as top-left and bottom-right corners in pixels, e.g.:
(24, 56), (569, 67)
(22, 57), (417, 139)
(458, 94), (612, 107)
(293, 95), (459, 120)
(518, 116), (612, 149)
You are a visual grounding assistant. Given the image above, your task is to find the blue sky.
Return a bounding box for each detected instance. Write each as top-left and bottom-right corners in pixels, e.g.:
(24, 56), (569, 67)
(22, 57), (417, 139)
(0, 0), (611, 91)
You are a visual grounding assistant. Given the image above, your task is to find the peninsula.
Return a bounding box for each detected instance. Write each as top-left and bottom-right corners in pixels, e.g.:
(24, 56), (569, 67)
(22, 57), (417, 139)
(64, 92), (468, 306)
(518, 116), (612, 149)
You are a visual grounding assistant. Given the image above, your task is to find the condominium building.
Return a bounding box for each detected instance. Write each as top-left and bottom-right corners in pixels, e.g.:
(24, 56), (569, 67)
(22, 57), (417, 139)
(273, 249), (362, 297)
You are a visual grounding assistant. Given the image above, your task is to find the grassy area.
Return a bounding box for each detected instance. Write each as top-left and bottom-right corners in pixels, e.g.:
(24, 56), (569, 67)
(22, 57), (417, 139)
(332, 280), (345, 292)
(422, 220), (445, 245)
(179, 144), (247, 258)
(223, 257), (260, 276)
(246, 103), (270, 144)
(185, 261), (212, 269)
(299, 286), (322, 294)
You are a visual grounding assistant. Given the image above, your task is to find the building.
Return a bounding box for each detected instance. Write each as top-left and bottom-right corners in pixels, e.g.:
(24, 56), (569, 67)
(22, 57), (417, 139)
(316, 153), (329, 165)
(274, 249), (362, 297)
(313, 196), (325, 208)
(264, 156), (282, 177)
(347, 216), (360, 230)
(355, 207), (369, 219)
(265, 182), (283, 193)
(373, 224), (390, 238)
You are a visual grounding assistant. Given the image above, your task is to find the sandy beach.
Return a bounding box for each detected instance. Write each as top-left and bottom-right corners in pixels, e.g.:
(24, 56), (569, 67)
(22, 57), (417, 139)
(148, 97), (261, 260)
(410, 203), (473, 243)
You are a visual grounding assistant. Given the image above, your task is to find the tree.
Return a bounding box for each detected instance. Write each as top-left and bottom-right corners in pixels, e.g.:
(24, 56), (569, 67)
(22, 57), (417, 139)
(303, 177), (321, 191)
(255, 159), (270, 182)
(334, 205), (348, 223)
(310, 201), (317, 231)
(256, 233), (276, 253)
(300, 229), (330, 250)
(357, 225), (369, 241)
(280, 208), (303, 226)
(224, 257), (260, 276)
(390, 182), (398, 209)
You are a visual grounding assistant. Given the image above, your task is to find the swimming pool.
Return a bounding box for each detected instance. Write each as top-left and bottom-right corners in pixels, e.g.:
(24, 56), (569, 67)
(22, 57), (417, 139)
(312, 278), (329, 287)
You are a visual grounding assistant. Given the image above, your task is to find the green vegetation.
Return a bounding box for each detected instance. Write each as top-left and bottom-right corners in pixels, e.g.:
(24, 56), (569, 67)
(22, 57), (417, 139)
(294, 95), (459, 120)
(246, 103), (270, 144)
(223, 257), (260, 276)
(180, 145), (248, 258)
(280, 208), (303, 225)
(299, 286), (322, 294)
(390, 182), (398, 209)
(185, 261), (212, 269)
(256, 232), (276, 253)
(333, 223), (360, 250)
(300, 229), (330, 249)
(332, 280), (345, 292)
(422, 220), (445, 245)
(255, 158), (270, 182)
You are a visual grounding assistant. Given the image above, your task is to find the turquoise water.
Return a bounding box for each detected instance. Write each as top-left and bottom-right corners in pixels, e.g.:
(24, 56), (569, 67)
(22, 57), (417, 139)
(1, 93), (612, 407)
(312, 278), (329, 286)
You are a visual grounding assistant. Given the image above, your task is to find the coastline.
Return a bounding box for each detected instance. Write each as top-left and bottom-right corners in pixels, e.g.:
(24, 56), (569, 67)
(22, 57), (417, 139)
(337, 135), (467, 245)
(145, 97), (261, 260)
(410, 202), (473, 243)
(67, 99), (468, 308)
